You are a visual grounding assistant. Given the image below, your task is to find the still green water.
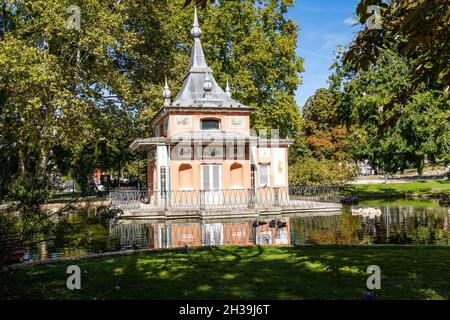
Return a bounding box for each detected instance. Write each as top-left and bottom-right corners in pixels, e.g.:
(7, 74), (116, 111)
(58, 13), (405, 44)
(26, 199), (449, 262)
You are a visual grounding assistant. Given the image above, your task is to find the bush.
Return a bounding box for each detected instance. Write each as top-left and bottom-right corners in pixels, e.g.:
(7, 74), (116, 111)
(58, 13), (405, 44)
(289, 157), (357, 186)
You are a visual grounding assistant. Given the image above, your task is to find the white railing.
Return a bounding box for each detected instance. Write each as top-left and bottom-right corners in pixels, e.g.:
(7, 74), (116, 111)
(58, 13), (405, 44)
(109, 186), (340, 212)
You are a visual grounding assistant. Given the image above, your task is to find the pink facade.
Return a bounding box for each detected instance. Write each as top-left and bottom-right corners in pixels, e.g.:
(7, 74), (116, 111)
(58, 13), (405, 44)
(144, 109), (291, 193)
(131, 8), (293, 196)
(155, 112), (251, 138)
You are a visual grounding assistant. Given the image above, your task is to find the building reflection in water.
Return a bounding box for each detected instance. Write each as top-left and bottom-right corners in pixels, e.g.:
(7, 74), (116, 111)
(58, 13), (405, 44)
(109, 204), (449, 249)
(110, 218), (291, 250)
(24, 202), (449, 263)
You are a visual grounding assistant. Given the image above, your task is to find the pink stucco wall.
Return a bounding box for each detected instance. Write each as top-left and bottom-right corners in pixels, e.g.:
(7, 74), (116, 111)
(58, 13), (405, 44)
(149, 110), (290, 191)
(170, 160), (251, 191)
(154, 111), (250, 137)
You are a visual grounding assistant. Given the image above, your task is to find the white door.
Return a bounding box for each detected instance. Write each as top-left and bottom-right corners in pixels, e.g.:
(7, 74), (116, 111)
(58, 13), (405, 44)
(201, 164), (222, 205)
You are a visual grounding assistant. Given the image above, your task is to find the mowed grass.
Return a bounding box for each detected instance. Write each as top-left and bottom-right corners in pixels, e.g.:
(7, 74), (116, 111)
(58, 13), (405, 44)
(358, 198), (443, 208)
(1, 246), (450, 300)
(342, 180), (450, 196)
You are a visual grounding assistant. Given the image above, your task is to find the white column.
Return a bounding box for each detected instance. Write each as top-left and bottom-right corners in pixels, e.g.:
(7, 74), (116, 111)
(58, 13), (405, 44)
(156, 145), (168, 192)
(165, 145), (170, 192)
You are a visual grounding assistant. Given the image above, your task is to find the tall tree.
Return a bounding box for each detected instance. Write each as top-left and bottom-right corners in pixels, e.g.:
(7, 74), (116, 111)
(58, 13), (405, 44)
(344, 0), (450, 133)
(1, 0), (304, 201)
(183, 0), (215, 8)
(199, 0), (304, 138)
(331, 49), (450, 175)
(302, 88), (351, 160)
(0, 0), (141, 199)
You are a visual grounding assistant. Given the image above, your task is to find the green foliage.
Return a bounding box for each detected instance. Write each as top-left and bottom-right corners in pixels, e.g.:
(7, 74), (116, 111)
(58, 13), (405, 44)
(183, 0), (215, 8)
(0, 0), (304, 204)
(200, 0), (304, 138)
(330, 49), (450, 175)
(344, 0), (450, 131)
(0, 0), (144, 200)
(288, 135), (311, 165)
(289, 157), (358, 186)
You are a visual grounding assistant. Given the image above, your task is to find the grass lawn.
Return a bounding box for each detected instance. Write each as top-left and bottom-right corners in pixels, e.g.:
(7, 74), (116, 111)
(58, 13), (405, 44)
(1, 246), (449, 300)
(342, 180), (450, 197)
(358, 198), (444, 209)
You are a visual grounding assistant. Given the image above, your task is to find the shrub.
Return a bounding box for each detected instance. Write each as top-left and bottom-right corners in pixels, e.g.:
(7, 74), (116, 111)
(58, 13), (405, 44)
(289, 157), (358, 186)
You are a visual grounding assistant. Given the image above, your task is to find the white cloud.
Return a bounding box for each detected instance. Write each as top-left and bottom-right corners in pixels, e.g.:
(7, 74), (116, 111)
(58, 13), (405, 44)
(343, 17), (358, 26)
(298, 49), (333, 60)
(320, 33), (352, 50)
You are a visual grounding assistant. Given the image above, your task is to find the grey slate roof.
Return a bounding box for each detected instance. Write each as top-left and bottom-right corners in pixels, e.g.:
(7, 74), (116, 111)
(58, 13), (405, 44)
(170, 8), (249, 109)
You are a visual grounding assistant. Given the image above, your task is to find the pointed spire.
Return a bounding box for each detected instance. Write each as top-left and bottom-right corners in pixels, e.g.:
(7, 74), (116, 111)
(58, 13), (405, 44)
(190, 7), (202, 38)
(171, 7), (246, 108)
(163, 76), (171, 106)
(225, 80), (232, 97)
(188, 7), (207, 69)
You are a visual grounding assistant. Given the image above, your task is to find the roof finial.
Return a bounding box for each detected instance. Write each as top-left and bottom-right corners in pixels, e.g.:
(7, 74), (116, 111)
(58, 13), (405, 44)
(225, 80), (232, 97)
(163, 76), (171, 106)
(203, 71), (212, 93)
(190, 7), (202, 38)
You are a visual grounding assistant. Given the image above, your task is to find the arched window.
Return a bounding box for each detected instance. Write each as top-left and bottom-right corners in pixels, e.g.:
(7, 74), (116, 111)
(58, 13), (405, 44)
(201, 118), (220, 131)
(230, 163), (244, 188)
(179, 164), (193, 189)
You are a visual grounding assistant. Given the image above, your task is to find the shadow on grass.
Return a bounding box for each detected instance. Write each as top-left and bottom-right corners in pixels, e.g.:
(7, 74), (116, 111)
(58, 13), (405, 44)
(1, 246), (449, 300)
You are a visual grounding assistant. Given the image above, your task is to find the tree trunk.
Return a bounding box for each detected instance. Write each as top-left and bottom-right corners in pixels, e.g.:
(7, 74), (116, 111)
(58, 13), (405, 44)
(18, 145), (26, 180)
(36, 113), (49, 179)
(37, 144), (49, 179)
(18, 125), (26, 180)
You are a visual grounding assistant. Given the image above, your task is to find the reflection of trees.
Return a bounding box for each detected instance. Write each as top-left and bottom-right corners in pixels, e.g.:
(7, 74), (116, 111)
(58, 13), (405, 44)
(25, 208), (117, 262)
(291, 213), (360, 244)
(358, 206), (449, 245)
(291, 204), (449, 245)
(407, 209), (449, 245)
(340, 212), (362, 243)
(26, 203), (450, 262)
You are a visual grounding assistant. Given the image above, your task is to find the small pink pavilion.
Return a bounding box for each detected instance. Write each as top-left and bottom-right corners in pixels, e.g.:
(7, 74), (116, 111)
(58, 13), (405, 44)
(117, 9), (340, 218)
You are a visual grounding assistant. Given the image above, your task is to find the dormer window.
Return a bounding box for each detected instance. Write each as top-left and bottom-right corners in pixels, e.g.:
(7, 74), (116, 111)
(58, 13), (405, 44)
(201, 119), (220, 131)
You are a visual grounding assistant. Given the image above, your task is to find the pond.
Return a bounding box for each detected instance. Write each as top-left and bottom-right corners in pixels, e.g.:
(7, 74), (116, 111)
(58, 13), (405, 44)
(24, 199), (450, 263)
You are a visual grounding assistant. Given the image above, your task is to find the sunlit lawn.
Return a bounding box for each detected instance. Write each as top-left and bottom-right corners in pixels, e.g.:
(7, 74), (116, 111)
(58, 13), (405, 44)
(1, 246), (449, 300)
(358, 198), (444, 208)
(342, 180), (450, 196)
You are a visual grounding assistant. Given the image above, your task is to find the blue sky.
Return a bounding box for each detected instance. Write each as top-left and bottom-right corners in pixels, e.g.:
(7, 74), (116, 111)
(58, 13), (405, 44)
(286, 0), (361, 108)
